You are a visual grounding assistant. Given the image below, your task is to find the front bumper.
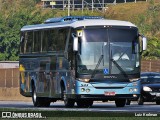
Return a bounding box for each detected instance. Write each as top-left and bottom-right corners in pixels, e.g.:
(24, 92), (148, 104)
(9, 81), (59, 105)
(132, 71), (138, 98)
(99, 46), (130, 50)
(76, 94), (139, 101)
(75, 80), (140, 101)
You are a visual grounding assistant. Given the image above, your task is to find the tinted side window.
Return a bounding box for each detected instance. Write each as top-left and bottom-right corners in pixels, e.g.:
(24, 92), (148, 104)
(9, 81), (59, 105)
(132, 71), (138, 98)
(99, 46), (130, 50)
(48, 29), (57, 51)
(25, 32), (33, 53)
(56, 28), (68, 51)
(33, 31), (41, 52)
(20, 32), (25, 54)
(42, 30), (48, 52)
(41, 28), (69, 52)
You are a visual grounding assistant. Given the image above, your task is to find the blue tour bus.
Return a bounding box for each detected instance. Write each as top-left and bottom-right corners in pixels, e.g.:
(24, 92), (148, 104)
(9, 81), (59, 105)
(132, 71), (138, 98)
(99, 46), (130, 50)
(19, 16), (147, 107)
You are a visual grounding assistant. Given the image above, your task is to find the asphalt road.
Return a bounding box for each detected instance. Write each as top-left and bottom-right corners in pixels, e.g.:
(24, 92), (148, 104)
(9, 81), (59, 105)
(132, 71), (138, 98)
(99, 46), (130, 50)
(0, 101), (160, 113)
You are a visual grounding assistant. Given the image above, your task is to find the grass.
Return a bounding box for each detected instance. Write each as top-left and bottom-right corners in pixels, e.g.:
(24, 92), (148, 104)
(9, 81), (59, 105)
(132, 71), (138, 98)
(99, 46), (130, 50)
(104, 2), (149, 21)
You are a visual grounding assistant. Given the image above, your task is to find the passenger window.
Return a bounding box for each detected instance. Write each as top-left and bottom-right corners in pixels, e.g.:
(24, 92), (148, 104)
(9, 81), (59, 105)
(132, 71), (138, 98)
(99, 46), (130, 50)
(20, 32), (25, 54)
(56, 29), (68, 51)
(42, 30), (48, 52)
(33, 31), (41, 52)
(48, 29), (57, 51)
(26, 32), (33, 53)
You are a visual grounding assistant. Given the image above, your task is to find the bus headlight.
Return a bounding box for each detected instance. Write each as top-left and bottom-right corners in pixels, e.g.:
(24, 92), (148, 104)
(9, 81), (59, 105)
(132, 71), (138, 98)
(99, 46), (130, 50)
(81, 88), (85, 92)
(129, 88), (138, 92)
(143, 86), (152, 92)
(79, 78), (90, 83)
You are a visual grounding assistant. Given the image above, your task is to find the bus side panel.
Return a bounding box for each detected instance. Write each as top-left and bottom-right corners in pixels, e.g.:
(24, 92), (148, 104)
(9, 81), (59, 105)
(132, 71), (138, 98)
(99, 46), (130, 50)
(49, 56), (57, 97)
(61, 75), (75, 99)
(20, 54), (61, 98)
(57, 56), (76, 99)
(19, 58), (39, 97)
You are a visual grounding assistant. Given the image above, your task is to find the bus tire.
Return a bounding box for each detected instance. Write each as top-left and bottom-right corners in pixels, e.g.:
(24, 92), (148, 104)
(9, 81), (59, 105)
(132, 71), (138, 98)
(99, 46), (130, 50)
(77, 100), (93, 108)
(43, 98), (51, 107)
(156, 101), (160, 105)
(62, 88), (75, 108)
(32, 85), (43, 107)
(115, 99), (126, 107)
(85, 100), (93, 107)
(76, 101), (84, 108)
(126, 99), (131, 105)
(137, 95), (144, 105)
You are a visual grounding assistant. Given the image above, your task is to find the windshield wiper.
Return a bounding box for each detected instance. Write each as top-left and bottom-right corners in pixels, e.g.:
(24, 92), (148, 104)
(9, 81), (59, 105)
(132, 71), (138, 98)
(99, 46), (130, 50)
(110, 50), (128, 78)
(91, 55), (104, 78)
(91, 45), (104, 78)
(117, 47), (129, 61)
(111, 58), (128, 79)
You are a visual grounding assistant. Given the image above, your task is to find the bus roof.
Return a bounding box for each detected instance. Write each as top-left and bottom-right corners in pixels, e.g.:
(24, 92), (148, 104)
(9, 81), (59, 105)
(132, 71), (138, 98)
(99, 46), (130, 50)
(21, 19), (137, 31)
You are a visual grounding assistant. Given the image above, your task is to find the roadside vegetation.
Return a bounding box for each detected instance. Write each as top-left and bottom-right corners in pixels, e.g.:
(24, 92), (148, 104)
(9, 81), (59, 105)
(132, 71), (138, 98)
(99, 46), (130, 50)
(0, 0), (160, 60)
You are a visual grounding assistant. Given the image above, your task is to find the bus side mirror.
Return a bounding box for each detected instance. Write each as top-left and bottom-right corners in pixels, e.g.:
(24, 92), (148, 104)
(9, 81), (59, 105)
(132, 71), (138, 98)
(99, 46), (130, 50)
(142, 36), (147, 51)
(73, 37), (78, 51)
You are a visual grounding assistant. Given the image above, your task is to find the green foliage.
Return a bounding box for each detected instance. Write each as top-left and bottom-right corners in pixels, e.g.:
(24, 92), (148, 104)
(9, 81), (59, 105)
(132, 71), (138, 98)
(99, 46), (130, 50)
(143, 37), (160, 59)
(0, 0), (53, 61)
(140, 2), (160, 59)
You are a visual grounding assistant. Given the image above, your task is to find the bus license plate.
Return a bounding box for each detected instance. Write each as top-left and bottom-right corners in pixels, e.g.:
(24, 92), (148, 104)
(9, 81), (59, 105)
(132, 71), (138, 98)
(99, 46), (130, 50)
(104, 92), (115, 96)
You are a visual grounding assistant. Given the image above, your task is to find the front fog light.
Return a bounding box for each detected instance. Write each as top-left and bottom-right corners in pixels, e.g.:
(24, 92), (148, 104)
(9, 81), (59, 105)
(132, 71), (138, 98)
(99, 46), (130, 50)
(86, 89), (90, 93)
(129, 88), (133, 92)
(133, 94), (137, 97)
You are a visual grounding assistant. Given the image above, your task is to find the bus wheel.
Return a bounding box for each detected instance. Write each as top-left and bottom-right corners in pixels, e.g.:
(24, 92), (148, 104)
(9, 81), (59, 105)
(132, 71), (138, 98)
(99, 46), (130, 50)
(77, 100), (93, 108)
(76, 101), (84, 108)
(43, 98), (50, 107)
(137, 95), (144, 105)
(126, 99), (131, 105)
(62, 90), (75, 108)
(156, 101), (160, 105)
(84, 100), (93, 108)
(87, 101), (93, 107)
(115, 99), (126, 107)
(32, 85), (42, 107)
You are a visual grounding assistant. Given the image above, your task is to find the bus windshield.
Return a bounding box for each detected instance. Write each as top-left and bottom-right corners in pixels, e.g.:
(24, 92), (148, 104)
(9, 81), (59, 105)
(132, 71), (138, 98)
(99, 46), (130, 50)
(76, 27), (140, 79)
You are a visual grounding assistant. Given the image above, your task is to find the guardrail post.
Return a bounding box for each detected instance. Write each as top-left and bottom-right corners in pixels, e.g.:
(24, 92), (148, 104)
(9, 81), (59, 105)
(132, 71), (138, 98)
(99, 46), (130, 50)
(12, 68), (13, 88)
(149, 59), (151, 71)
(5, 69), (6, 88)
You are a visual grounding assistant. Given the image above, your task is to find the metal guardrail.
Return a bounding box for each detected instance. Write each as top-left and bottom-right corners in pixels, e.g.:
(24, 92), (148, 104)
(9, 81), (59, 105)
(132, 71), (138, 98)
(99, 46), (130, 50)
(41, 0), (148, 11)
(0, 68), (19, 88)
